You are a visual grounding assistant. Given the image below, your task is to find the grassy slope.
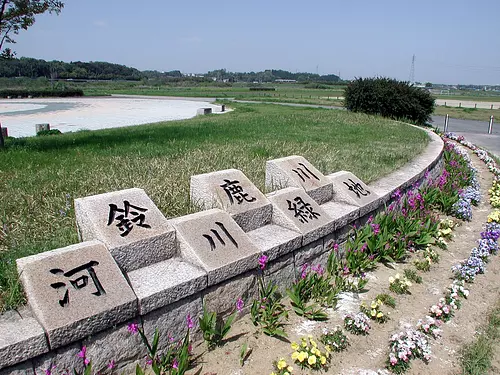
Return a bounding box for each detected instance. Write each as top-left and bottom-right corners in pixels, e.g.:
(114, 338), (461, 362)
(0, 103), (429, 310)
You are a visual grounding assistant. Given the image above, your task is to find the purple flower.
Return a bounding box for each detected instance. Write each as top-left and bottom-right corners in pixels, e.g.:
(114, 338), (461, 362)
(360, 243), (368, 253)
(236, 297), (244, 312)
(371, 223), (380, 235)
(84, 358), (90, 366)
(333, 243), (339, 252)
(77, 346), (86, 359)
(108, 360), (116, 369)
(172, 358), (179, 369)
(127, 323), (139, 334)
(186, 314), (194, 329)
(258, 254), (268, 270)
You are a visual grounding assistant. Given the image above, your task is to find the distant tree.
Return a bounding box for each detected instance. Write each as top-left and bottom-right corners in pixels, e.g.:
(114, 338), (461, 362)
(0, 0), (64, 53)
(425, 82), (432, 88)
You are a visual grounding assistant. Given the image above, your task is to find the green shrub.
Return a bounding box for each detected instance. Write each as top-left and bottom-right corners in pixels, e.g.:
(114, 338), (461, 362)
(36, 129), (62, 136)
(343, 77), (435, 125)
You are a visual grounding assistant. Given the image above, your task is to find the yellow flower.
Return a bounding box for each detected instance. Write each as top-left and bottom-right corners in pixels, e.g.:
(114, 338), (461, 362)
(371, 309), (377, 317)
(325, 345), (332, 352)
(310, 339), (317, 347)
(313, 348), (321, 356)
(377, 312), (384, 318)
(377, 299), (383, 306)
(297, 351), (308, 362)
(284, 373), (289, 375)
(277, 359), (287, 370)
(302, 341), (308, 348)
(320, 356), (327, 365)
(388, 276), (395, 284)
(287, 366), (293, 372)
(395, 273), (400, 279)
(270, 372), (276, 375)
(308, 355), (317, 365)
(291, 351), (299, 360)
(291, 342), (299, 350)
(371, 301), (377, 309)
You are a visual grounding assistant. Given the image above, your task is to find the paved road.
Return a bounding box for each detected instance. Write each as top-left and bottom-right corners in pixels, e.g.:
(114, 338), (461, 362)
(431, 115), (499, 158)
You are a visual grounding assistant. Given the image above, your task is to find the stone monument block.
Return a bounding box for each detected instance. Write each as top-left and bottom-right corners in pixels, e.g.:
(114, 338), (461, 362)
(328, 171), (379, 208)
(190, 168), (272, 232)
(16, 240), (138, 349)
(265, 155), (333, 204)
(128, 258), (207, 315)
(267, 187), (335, 245)
(170, 209), (261, 286)
(74, 188), (176, 272)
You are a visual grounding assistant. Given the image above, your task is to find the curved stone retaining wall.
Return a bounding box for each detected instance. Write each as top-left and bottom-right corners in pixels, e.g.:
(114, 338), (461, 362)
(0, 127), (444, 375)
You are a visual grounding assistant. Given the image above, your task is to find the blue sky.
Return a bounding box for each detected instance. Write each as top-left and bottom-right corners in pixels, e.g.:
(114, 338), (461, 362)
(11, 0), (500, 85)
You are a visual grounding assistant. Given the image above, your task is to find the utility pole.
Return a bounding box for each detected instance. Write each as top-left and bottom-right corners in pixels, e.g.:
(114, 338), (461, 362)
(409, 54), (415, 83)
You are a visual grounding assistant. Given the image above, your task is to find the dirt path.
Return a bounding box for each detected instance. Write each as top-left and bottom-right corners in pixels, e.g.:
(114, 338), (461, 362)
(188, 149), (498, 375)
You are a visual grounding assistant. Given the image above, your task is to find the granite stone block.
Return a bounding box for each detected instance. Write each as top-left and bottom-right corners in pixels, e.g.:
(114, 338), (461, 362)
(33, 343), (84, 375)
(170, 209), (261, 286)
(0, 361), (33, 375)
(327, 171), (379, 208)
(293, 239), (326, 267)
(190, 169), (272, 232)
(267, 187), (335, 245)
(74, 188), (176, 272)
(320, 201), (359, 229)
(247, 224), (302, 262)
(202, 270), (258, 316)
(265, 155), (333, 204)
(142, 294), (203, 350)
(17, 241), (138, 349)
(84, 321), (145, 374)
(0, 309), (48, 369)
(265, 263), (296, 294)
(128, 258), (207, 315)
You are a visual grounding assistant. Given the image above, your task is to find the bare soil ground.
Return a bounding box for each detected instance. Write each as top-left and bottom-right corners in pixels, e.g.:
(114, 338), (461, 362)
(187, 150), (498, 375)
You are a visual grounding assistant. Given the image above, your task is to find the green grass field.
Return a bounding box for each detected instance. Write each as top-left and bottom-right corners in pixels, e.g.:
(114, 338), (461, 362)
(0, 102), (429, 311)
(434, 106), (499, 122)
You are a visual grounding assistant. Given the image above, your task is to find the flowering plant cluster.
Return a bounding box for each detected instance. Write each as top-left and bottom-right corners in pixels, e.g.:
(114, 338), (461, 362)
(413, 257), (431, 272)
(320, 326), (349, 352)
(416, 316), (442, 339)
(429, 298), (454, 322)
(489, 179), (500, 208)
(270, 358), (294, 375)
(344, 312), (371, 335)
(128, 318), (192, 375)
(360, 299), (388, 323)
(436, 219), (455, 248)
(488, 210), (500, 223)
(387, 329), (431, 374)
(448, 279), (470, 299)
(452, 254), (485, 282)
(388, 274), (412, 295)
(290, 336), (330, 370)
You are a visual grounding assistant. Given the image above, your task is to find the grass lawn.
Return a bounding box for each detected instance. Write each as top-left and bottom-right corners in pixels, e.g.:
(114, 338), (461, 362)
(0, 102), (429, 311)
(434, 106), (499, 122)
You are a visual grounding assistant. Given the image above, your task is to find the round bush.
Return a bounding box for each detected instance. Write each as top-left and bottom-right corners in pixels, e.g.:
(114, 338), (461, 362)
(343, 77), (435, 125)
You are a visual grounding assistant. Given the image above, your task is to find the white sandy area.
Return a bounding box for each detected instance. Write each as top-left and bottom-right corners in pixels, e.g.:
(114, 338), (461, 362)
(0, 97), (224, 137)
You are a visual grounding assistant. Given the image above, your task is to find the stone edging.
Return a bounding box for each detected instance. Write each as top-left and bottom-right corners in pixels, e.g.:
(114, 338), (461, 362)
(0, 126), (444, 375)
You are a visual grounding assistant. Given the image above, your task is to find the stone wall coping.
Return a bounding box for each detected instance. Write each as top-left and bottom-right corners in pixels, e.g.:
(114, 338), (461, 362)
(0, 126), (444, 372)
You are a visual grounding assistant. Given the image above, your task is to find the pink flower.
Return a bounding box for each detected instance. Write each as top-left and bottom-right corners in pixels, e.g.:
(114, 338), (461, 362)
(333, 243), (339, 252)
(236, 298), (244, 313)
(84, 358), (90, 366)
(108, 360), (116, 369)
(258, 254), (268, 270)
(127, 323), (139, 334)
(186, 314), (194, 329)
(77, 346), (86, 358)
(172, 358), (179, 369)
